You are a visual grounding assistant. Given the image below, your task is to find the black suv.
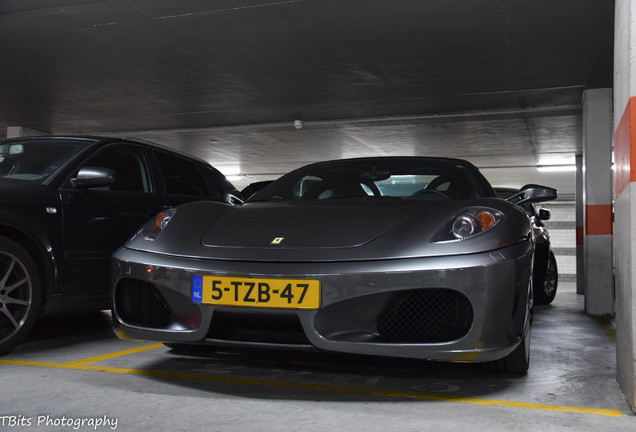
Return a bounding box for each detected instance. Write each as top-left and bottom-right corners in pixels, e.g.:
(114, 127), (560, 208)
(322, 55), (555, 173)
(0, 136), (239, 354)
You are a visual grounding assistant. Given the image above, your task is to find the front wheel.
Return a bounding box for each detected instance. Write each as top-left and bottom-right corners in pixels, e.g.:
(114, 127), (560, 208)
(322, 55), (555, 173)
(484, 327), (531, 374)
(0, 237), (41, 355)
(164, 343), (218, 355)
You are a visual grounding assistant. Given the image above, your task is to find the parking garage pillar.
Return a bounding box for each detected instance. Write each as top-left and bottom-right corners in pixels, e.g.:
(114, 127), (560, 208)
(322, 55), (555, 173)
(582, 88), (614, 317)
(614, 0), (636, 412)
(575, 155), (584, 294)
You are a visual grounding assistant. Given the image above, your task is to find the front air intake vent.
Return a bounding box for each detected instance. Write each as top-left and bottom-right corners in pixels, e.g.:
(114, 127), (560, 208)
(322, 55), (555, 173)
(115, 279), (171, 329)
(207, 310), (310, 345)
(377, 289), (473, 343)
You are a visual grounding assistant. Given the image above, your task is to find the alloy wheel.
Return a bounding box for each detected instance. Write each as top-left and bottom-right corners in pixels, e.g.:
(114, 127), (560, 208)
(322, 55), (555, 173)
(0, 251), (33, 347)
(543, 255), (557, 298)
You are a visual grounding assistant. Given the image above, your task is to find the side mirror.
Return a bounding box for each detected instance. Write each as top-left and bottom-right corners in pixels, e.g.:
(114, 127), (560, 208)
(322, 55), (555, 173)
(223, 190), (244, 206)
(71, 166), (116, 188)
(360, 168), (392, 182)
(506, 184), (557, 205)
(538, 208), (551, 221)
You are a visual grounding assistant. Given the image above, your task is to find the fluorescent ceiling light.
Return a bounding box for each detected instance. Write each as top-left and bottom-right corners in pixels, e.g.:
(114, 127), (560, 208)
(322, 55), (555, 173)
(219, 165), (243, 181)
(537, 165), (576, 172)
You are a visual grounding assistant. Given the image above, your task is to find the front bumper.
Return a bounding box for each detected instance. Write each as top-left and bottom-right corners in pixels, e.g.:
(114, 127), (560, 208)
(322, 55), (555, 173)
(111, 240), (533, 363)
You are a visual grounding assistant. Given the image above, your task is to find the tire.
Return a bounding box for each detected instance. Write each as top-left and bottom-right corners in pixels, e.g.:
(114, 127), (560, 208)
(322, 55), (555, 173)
(164, 343), (213, 353)
(485, 326), (531, 374)
(484, 284), (532, 375)
(0, 237), (41, 355)
(534, 251), (558, 305)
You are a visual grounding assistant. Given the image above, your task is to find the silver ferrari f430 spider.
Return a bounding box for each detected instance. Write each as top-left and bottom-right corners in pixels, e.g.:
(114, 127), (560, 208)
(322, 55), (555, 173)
(111, 157), (557, 374)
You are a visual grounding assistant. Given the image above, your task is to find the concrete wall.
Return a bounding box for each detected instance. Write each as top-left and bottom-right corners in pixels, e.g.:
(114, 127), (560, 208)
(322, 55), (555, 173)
(539, 201), (576, 282)
(614, 186), (635, 411)
(613, 0), (636, 412)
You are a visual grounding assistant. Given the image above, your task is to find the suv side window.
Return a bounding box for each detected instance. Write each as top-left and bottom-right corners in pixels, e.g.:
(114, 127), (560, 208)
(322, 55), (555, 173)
(198, 164), (224, 199)
(80, 146), (151, 192)
(155, 150), (210, 197)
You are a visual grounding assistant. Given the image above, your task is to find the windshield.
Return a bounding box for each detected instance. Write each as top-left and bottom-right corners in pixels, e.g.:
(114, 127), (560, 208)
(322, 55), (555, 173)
(250, 158), (494, 203)
(0, 139), (93, 181)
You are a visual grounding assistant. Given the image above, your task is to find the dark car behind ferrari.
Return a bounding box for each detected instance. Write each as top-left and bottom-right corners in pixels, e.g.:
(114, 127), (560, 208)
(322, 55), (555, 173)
(496, 187), (558, 305)
(0, 136), (237, 354)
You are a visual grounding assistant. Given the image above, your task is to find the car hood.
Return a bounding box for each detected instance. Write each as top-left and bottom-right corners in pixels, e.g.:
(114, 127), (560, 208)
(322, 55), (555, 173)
(126, 198), (532, 262)
(0, 181), (56, 205)
(201, 201), (429, 249)
(0, 178), (41, 188)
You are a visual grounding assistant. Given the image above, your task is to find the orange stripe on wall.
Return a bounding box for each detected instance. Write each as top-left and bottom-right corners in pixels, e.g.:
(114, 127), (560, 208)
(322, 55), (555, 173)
(585, 204), (613, 236)
(614, 97), (636, 199)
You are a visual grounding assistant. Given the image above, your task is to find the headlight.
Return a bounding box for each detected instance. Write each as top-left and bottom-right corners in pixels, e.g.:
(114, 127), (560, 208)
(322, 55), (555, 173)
(434, 207), (503, 242)
(139, 208), (177, 240)
(452, 215), (478, 238)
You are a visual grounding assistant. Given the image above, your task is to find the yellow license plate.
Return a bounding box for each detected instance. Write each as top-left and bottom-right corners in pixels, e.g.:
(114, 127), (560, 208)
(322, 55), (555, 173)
(191, 275), (320, 309)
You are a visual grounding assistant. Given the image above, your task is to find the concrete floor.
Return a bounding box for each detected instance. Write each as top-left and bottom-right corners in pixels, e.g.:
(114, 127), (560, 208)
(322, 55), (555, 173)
(0, 282), (634, 431)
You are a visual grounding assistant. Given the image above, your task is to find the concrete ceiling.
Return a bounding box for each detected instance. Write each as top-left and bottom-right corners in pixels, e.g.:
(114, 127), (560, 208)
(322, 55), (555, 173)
(0, 0), (614, 193)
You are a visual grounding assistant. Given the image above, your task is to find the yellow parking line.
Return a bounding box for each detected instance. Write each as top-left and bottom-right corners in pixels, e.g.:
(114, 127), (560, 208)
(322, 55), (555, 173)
(64, 343), (165, 365)
(0, 357), (623, 417)
(595, 317), (617, 346)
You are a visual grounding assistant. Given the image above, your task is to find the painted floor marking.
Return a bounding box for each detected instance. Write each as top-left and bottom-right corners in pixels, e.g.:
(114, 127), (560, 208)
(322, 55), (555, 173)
(0, 344), (623, 418)
(64, 343), (165, 365)
(595, 316), (617, 346)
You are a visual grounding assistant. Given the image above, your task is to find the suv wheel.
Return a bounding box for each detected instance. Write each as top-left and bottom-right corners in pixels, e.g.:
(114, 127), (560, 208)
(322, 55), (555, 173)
(0, 237), (41, 355)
